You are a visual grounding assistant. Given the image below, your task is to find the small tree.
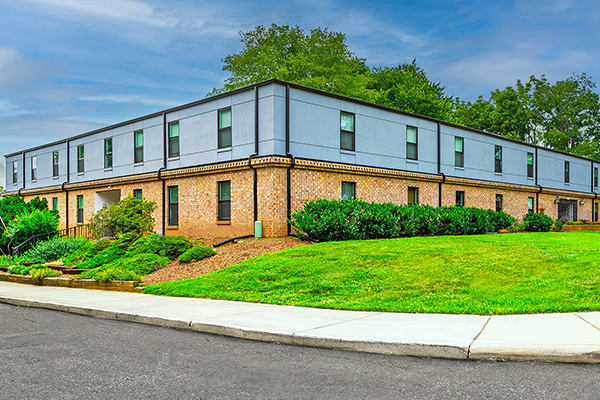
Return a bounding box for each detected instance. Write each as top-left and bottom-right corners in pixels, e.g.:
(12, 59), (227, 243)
(89, 195), (157, 239)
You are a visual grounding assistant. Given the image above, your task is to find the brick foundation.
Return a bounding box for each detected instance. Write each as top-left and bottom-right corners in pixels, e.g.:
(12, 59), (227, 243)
(13, 156), (598, 238)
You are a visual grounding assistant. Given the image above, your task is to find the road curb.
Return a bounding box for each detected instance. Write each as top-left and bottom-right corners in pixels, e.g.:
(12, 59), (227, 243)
(2, 294), (599, 364)
(0, 295), (468, 360)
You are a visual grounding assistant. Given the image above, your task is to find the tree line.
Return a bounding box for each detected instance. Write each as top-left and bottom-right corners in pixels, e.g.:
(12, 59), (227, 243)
(211, 24), (600, 160)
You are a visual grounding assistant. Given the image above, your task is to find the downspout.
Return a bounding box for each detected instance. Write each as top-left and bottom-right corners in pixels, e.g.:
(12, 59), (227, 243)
(160, 112), (167, 236)
(437, 122), (444, 207)
(594, 193), (598, 222)
(22, 152), (25, 191)
(61, 181), (69, 229)
(535, 147), (539, 212)
(215, 88), (261, 249)
(65, 140), (70, 228)
(158, 167), (165, 235)
(592, 161), (597, 222)
(285, 84), (296, 236)
(248, 86), (259, 222)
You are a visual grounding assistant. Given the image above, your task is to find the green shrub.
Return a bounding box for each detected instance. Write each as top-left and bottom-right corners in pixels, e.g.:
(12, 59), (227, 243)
(290, 199), (513, 241)
(8, 264), (41, 275)
(75, 244), (130, 270)
(0, 256), (16, 268)
(130, 235), (191, 260)
(22, 236), (88, 264)
(6, 209), (59, 248)
(29, 266), (62, 281)
(72, 253), (168, 282)
(88, 195), (157, 239)
(178, 246), (217, 264)
(75, 267), (141, 283)
(62, 240), (102, 266)
(553, 219), (565, 232)
(0, 195), (50, 254)
(523, 212), (554, 232)
(103, 253), (169, 275)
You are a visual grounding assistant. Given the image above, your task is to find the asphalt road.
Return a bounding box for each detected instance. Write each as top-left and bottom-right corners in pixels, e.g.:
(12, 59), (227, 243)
(1, 302), (599, 400)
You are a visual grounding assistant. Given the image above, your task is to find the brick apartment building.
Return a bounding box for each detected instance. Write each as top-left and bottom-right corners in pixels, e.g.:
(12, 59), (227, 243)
(3, 80), (600, 238)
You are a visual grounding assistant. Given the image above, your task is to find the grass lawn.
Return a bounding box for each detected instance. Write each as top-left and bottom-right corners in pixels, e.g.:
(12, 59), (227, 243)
(143, 232), (600, 315)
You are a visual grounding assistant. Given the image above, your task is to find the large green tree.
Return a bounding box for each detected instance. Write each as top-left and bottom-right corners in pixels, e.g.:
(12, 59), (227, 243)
(454, 74), (600, 159)
(210, 24), (453, 121)
(209, 24), (374, 100)
(369, 61), (454, 121)
(531, 74), (600, 158)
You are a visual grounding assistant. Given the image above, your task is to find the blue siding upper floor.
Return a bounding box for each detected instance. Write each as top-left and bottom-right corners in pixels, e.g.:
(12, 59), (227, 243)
(4, 80), (600, 197)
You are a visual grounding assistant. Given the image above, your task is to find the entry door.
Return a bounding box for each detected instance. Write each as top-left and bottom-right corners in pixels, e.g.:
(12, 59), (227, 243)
(558, 200), (578, 221)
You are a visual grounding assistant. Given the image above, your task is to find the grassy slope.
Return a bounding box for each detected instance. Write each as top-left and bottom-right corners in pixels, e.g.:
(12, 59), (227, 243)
(144, 232), (600, 315)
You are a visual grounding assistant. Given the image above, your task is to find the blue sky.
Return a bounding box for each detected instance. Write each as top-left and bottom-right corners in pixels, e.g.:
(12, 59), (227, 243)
(1, 0), (600, 184)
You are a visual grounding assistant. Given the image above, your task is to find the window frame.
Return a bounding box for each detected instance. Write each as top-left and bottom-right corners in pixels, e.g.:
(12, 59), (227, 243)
(77, 145), (84, 173)
(341, 181), (356, 201)
(456, 191), (465, 207)
(12, 161), (18, 184)
(496, 194), (503, 212)
(134, 130), (144, 164)
(527, 152), (534, 178)
(455, 137), (464, 167)
(595, 202), (599, 222)
(594, 167), (598, 188)
(77, 195), (84, 224)
(53, 151), (59, 177)
(31, 156), (37, 181)
(528, 197), (534, 214)
(218, 108), (232, 149)
(104, 138), (113, 169)
(52, 197), (58, 211)
(408, 187), (419, 205)
(406, 126), (418, 161)
(565, 161), (570, 183)
(340, 111), (355, 152)
(133, 189), (143, 200)
(218, 181), (231, 221)
(168, 186), (179, 226)
(168, 121), (180, 158)
(494, 145), (502, 173)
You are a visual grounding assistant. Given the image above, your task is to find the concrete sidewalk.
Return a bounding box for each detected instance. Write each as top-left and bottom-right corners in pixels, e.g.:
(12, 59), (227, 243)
(1, 281), (600, 363)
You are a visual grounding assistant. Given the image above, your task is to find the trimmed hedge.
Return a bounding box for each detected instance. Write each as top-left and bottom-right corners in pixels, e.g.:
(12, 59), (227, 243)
(290, 199), (518, 241)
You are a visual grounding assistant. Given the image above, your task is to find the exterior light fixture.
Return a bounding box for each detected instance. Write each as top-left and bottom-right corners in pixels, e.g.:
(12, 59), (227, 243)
(554, 197), (560, 204)
(580, 199), (586, 206)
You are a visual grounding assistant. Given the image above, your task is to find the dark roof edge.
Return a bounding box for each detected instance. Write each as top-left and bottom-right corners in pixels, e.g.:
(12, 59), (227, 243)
(4, 80), (279, 158)
(276, 80), (599, 164)
(5, 78), (599, 164)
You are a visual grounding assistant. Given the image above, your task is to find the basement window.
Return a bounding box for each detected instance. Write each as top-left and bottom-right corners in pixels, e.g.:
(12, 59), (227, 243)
(218, 181), (231, 221)
(341, 182), (356, 201)
(168, 186), (179, 226)
(456, 191), (465, 207)
(408, 187), (419, 205)
(77, 195), (84, 224)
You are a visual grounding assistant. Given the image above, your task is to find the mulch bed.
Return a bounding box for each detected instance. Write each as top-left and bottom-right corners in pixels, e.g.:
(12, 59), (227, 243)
(141, 236), (312, 286)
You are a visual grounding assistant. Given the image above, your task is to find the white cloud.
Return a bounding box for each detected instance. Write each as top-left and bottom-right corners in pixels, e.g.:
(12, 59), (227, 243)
(79, 94), (180, 107)
(34, 0), (177, 28)
(0, 100), (32, 117)
(0, 46), (64, 91)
